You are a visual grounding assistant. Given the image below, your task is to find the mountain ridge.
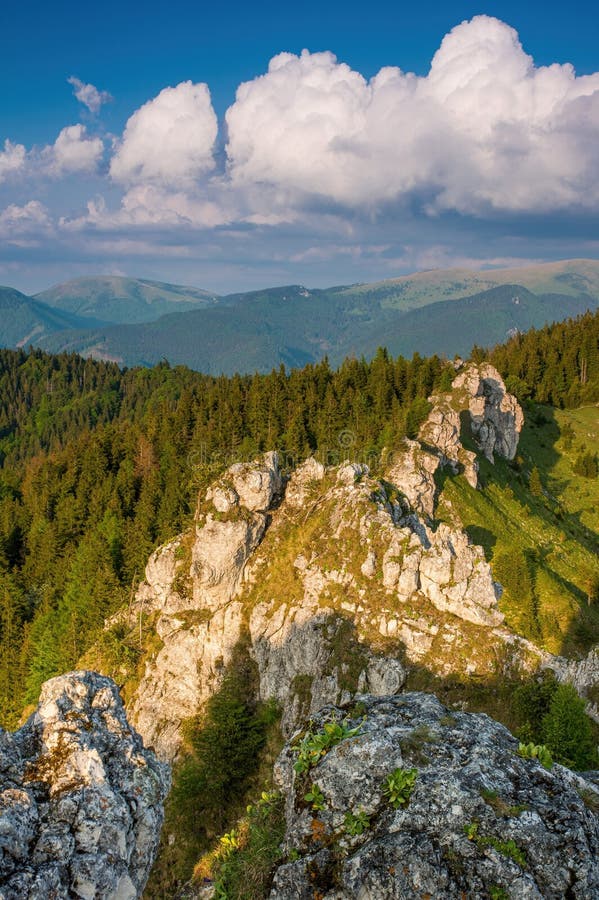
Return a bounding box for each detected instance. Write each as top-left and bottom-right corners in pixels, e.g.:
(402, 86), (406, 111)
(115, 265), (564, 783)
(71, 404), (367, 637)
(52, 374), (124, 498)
(2, 259), (599, 373)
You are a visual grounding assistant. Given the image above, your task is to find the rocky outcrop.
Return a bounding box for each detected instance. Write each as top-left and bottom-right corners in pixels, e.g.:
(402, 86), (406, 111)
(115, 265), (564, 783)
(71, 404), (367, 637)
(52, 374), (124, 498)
(101, 370), (522, 760)
(0, 671), (169, 900)
(271, 693), (599, 899)
(117, 443), (509, 759)
(453, 363), (524, 462)
(128, 453), (283, 758)
(388, 362), (523, 517)
(546, 646), (599, 722)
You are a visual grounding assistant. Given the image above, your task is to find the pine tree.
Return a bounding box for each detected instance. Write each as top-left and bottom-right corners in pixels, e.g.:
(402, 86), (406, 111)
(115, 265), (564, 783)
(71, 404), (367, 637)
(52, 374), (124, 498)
(542, 683), (597, 770)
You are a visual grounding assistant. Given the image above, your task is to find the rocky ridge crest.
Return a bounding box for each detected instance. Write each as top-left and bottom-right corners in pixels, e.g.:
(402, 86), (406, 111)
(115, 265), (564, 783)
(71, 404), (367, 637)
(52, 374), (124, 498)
(97, 363), (595, 762)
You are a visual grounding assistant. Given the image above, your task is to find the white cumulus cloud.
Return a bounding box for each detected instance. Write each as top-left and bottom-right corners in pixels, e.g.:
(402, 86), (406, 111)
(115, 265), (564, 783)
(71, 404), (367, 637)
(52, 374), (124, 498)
(68, 76), (112, 114)
(44, 124), (104, 175)
(225, 15), (599, 214)
(0, 139), (26, 182)
(0, 201), (51, 238)
(110, 81), (218, 186)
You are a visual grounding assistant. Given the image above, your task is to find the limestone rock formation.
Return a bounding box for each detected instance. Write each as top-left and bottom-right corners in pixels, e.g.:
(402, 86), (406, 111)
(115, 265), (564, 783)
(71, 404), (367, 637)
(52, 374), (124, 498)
(115, 444), (508, 760)
(271, 693), (599, 899)
(388, 362), (523, 517)
(98, 369), (523, 761)
(453, 363), (524, 462)
(0, 671), (169, 900)
(128, 453), (283, 758)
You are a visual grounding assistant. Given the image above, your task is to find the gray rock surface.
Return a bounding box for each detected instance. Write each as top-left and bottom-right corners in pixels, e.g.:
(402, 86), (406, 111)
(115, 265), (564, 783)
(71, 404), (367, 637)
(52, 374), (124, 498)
(0, 671), (169, 900)
(388, 362), (523, 517)
(453, 363), (524, 462)
(271, 693), (599, 899)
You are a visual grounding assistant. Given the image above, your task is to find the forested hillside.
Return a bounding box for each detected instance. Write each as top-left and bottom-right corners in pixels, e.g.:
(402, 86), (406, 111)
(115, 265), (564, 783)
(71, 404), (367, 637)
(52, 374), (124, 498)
(0, 308), (597, 729)
(0, 347), (445, 726)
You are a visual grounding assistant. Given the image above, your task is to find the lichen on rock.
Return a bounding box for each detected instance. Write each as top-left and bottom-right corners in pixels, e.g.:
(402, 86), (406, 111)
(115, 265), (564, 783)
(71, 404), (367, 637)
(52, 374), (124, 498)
(271, 692), (599, 899)
(0, 671), (169, 900)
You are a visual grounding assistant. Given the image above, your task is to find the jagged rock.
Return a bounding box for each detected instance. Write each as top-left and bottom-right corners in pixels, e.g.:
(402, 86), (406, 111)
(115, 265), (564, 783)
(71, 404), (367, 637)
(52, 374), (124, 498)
(128, 453), (283, 759)
(249, 606), (406, 737)
(388, 363), (523, 517)
(271, 693), (599, 899)
(453, 363), (524, 462)
(227, 451), (282, 511)
(123, 447), (506, 759)
(387, 439), (440, 519)
(285, 457), (326, 508)
(111, 373), (519, 759)
(0, 672), (169, 900)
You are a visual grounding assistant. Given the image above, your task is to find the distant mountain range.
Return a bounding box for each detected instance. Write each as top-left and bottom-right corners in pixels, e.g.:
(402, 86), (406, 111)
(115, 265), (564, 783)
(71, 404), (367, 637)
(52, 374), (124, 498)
(35, 275), (219, 324)
(2, 259), (599, 373)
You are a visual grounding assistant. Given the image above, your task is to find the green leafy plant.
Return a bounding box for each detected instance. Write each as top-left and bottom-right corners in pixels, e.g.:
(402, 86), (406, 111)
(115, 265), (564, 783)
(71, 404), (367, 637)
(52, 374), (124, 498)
(292, 719), (363, 774)
(219, 828), (240, 855)
(381, 767), (417, 809)
(304, 783), (326, 811)
(464, 821), (527, 868)
(517, 742), (553, 770)
(343, 809), (370, 835)
(489, 886), (509, 900)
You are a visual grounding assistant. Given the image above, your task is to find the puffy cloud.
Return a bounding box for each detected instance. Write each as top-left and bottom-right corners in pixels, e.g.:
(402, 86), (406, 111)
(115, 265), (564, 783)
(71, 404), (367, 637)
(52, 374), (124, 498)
(0, 201), (51, 238)
(225, 15), (599, 214)
(68, 77), (112, 114)
(45, 124), (104, 175)
(110, 81), (218, 186)
(0, 139), (26, 182)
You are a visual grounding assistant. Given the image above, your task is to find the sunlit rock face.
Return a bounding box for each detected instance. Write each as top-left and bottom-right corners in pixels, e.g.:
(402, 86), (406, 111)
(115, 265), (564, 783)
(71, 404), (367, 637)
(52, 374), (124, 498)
(106, 369), (526, 762)
(0, 671), (169, 900)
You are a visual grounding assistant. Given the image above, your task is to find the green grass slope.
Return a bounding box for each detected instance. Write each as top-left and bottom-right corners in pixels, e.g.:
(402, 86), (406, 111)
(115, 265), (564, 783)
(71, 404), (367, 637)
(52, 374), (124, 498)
(437, 404), (599, 656)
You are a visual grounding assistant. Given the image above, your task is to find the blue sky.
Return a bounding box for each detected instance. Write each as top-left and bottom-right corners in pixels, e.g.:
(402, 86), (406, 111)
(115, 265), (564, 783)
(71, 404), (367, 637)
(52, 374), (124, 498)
(1, 0), (598, 293)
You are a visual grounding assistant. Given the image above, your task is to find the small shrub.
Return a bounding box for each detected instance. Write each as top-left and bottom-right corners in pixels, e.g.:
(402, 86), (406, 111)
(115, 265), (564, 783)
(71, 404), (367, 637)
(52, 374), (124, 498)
(293, 719), (363, 775)
(541, 683), (598, 770)
(343, 809), (370, 836)
(382, 767), (417, 809)
(464, 821), (526, 868)
(489, 886), (509, 900)
(304, 784), (326, 811)
(517, 742), (553, 770)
